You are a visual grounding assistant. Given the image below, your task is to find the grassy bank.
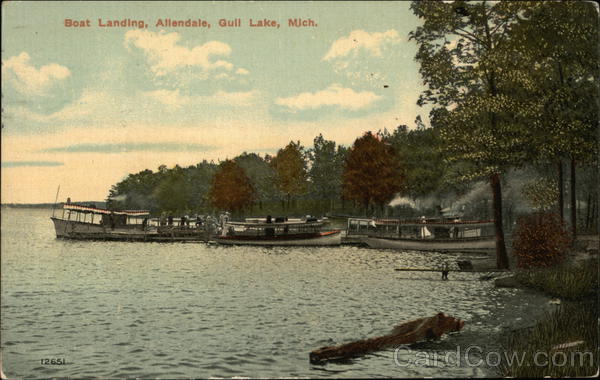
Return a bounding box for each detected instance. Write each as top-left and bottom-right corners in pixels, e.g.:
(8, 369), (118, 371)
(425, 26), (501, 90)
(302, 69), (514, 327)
(500, 260), (598, 377)
(514, 259), (598, 300)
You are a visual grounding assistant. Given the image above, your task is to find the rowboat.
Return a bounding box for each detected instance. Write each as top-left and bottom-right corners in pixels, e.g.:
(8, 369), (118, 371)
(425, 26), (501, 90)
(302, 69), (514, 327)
(50, 203), (210, 241)
(215, 217), (342, 246)
(347, 217), (495, 252)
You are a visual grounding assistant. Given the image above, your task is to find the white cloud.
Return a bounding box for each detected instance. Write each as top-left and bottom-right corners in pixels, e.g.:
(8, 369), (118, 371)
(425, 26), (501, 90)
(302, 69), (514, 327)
(143, 89), (190, 108)
(275, 84), (381, 111)
(323, 29), (400, 61)
(124, 30), (234, 76)
(2, 52), (70, 95)
(236, 68), (249, 75)
(143, 89), (259, 109)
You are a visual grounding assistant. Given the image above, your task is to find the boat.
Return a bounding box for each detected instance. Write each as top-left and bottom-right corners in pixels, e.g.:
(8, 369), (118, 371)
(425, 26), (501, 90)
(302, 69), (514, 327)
(215, 216), (342, 246)
(50, 203), (212, 241)
(347, 217), (496, 252)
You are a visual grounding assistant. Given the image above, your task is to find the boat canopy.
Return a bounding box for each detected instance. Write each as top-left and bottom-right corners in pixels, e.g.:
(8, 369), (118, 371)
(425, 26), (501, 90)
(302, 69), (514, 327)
(373, 218), (494, 228)
(63, 204), (150, 216)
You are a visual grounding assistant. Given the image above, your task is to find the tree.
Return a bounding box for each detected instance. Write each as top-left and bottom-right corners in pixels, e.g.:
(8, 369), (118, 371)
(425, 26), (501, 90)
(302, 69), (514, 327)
(107, 168), (163, 212)
(308, 134), (347, 212)
(209, 160), (255, 212)
(153, 165), (192, 213)
(410, 0), (530, 269)
(270, 141), (308, 209)
(386, 125), (446, 199)
(342, 131), (404, 214)
(234, 152), (278, 210)
(503, 1), (598, 238)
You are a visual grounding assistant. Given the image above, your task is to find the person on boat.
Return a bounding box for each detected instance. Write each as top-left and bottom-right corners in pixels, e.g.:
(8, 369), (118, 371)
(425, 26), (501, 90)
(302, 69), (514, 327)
(180, 215), (187, 227)
(168, 214), (173, 226)
(196, 215), (203, 228)
(220, 212), (230, 225)
(265, 215), (274, 237)
(419, 216), (432, 239)
(142, 217), (148, 230)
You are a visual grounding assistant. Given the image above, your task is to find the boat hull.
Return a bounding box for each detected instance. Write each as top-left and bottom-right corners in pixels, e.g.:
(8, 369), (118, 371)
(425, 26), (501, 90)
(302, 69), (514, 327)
(50, 217), (207, 242)
(362, 236), (495, 252)
(215, 230), (342, 246)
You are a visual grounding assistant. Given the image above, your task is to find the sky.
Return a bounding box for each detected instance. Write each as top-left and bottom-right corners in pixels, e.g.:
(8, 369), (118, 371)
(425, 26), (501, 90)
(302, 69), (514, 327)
(1, 1), (431, 203)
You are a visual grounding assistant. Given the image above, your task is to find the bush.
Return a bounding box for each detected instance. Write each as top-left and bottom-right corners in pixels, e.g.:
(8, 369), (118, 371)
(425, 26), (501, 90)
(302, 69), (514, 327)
(512, 212), (572, 268)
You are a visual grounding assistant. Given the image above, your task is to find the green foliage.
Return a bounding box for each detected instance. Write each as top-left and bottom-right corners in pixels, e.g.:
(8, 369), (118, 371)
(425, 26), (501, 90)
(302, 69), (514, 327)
(512, 212), (572, 268)
(107, 161), (217, 214)
(307, 134), (347, 211)
(515, 260), (598, 300)
(234, 152), (278, 208)
(271, 141), (308, 207)
(505, 1), (599, 165)
(386, 125), (446, 198)
(522, 177), (559, 212)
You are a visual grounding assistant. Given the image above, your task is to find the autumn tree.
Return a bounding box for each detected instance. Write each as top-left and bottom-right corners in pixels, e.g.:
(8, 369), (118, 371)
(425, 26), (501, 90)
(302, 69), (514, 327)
(209, 159), (255, 212)
(308, 134), (347, 212)
(342, 131), (404, 214)
(270, 141), (308, 209)
(410, 0), (531, 269)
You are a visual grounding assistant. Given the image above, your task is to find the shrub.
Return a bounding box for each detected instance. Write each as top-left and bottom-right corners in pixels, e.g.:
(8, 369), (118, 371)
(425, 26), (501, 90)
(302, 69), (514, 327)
(512, 212), (571, 268)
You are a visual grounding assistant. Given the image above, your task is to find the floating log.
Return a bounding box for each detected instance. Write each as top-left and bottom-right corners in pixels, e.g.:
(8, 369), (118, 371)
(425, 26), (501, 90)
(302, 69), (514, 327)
(309, 312), (464, 364)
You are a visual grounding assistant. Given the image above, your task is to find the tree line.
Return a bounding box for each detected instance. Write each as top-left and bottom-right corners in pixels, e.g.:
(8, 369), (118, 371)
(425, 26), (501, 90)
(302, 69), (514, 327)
(107, 129), (447, 217)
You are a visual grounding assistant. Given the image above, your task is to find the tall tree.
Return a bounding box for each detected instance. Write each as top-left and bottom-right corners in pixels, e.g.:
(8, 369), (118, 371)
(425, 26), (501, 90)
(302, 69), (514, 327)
(209, 160), (255, 212)
(342, 131), (404, 214)
(386, 124), (446, 199)
(410, 0), (529, 269)
(504, 1), (599, 238)
(234, 152), (278, 210)
(270, 141), (308, 209)
(308, 134), (347, 212)
(153, 165), (192, 213)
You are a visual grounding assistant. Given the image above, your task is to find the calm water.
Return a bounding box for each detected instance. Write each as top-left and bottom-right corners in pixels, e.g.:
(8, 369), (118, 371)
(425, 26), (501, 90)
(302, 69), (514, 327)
(1, 208), (552, 378)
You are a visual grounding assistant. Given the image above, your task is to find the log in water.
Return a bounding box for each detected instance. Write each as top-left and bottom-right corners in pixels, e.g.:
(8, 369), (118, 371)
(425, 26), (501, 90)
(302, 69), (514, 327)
(309, 312), (465, 364)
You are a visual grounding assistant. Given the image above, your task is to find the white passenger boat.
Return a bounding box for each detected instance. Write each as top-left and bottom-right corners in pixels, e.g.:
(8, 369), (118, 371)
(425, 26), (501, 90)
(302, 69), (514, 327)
(50, 203), (209, 241)
(347, 217), (495, 252)
(215, 217), (342, 246)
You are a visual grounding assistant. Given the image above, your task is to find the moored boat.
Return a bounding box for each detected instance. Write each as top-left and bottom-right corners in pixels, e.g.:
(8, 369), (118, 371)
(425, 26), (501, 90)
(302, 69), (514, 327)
(215, 217), (342, 246)
(50, 203), (211, 241)
(347, 217), (495, 252)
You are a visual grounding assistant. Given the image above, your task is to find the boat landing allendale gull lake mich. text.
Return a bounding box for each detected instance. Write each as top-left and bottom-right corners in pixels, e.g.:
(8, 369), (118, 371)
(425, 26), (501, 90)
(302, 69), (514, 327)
(215, 215), (342, 246)
(347, 217), (496, 252)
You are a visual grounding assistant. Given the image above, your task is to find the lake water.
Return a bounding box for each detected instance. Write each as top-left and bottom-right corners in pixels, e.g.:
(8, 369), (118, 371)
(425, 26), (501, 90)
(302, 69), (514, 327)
(1, 208), (552, 378)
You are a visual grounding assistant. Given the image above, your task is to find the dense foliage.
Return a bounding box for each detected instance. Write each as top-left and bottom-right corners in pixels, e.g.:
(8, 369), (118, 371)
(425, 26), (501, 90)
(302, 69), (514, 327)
(512, 212), (572, 268)
(342, 132), (404, 213)
(209, 160), (255, 212)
